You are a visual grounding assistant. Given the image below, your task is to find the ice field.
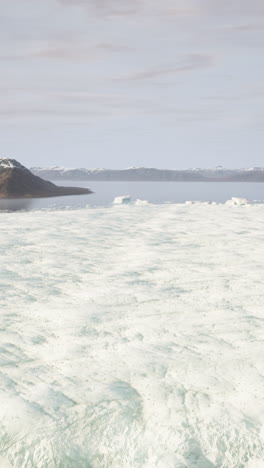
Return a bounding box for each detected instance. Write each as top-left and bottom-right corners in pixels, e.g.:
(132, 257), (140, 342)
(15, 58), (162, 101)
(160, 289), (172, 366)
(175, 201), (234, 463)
(0, 203), (264, 467)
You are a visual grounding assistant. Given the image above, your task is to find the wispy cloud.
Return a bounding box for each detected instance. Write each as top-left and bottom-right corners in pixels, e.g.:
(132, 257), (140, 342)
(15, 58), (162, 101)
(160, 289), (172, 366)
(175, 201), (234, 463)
(0, 87), (221, 125)
(115, 54), (213, 82)
(201, 0), (264, 16)
(203, 88), (264, 102)
(57, 0), (142, 17)
(0, 41), (131, 62)
(223, 23), (264, 32)
(57, 0), (198, 18)
(57, 0), (264, 19)
(31, 41), (130, 60)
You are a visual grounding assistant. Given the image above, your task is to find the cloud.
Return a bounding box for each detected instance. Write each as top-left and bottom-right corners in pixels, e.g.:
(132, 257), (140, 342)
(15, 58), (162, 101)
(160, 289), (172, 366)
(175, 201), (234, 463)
(0, 87), (221, 125)
(0, 40), (131, 62)
(56, 0), (198, 18)
(57, 0), (142, 16)
(115, 54), (213, 82)
(224, 24), (264, 32)
(57, 0), (264, 19)
(201, 0), (264, 16)
(31, 41), (129, 60)
(203, 89), (264, 102)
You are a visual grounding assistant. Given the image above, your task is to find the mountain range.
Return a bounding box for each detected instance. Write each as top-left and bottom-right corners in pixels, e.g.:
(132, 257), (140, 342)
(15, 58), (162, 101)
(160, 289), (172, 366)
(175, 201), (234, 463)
(31, 166), (264, 182)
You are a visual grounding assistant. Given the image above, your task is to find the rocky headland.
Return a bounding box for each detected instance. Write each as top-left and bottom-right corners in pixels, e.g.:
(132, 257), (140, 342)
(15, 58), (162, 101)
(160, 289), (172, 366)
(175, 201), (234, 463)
(0, 159), (92, 198)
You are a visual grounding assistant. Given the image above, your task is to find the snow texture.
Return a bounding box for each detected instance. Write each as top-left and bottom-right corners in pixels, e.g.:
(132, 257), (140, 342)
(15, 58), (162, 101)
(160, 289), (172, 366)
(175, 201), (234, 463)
(0, 204), (264, 467)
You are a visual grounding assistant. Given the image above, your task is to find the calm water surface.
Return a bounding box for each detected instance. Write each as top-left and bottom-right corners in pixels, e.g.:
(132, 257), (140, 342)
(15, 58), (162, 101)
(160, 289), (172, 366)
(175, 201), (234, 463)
(0, 181), (264, 210)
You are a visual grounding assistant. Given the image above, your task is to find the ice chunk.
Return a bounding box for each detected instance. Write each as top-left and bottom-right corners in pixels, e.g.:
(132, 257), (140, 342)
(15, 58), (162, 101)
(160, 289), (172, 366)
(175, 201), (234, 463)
(135, 199), (149, 205)
(225, 197), (249, 206)
(113, 195), (131, 205)
(232, 197), (249, 205)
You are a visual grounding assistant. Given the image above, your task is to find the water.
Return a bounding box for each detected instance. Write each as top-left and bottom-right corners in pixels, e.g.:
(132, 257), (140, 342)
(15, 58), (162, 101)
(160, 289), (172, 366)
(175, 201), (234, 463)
(0, 204), (264, 467)
(0, 181), (263, 211)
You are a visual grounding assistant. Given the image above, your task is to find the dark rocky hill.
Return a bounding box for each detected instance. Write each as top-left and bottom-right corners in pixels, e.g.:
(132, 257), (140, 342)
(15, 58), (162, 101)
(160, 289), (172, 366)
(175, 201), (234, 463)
(0, 159), (92, 198)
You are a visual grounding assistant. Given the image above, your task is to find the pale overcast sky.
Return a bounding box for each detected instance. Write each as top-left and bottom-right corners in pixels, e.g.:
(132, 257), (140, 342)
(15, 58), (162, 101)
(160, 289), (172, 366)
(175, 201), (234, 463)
(1, 0), (264, 168)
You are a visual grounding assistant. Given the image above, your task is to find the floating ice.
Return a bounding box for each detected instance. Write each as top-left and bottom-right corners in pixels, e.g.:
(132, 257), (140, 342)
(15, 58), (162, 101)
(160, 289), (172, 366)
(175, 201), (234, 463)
(135, 199), (149, 205)
(226, 197), (249, 206)
(113, 195), (131, 204)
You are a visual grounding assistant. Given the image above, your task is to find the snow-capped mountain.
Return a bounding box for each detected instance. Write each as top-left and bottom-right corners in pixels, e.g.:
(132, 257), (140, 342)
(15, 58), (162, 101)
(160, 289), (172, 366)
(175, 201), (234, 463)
(30, 166), (264, 182)
(0, 158), (28, 170)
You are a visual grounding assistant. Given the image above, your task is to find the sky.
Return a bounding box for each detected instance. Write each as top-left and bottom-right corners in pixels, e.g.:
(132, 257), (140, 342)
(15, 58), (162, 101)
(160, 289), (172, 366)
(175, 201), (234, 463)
(1, 0), (264, 169)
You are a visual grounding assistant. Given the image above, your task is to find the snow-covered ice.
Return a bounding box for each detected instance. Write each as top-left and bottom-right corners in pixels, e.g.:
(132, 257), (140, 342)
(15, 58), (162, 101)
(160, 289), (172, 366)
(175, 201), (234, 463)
(113, 195), (131, 204)
(0, 204), (264, 467)
(135, 199), (150, 205)
(225, 197), (249, 206)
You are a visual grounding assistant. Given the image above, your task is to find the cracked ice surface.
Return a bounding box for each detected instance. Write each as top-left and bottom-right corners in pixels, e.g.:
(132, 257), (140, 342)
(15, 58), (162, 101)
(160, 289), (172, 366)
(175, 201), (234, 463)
(0, 204), (264, 467)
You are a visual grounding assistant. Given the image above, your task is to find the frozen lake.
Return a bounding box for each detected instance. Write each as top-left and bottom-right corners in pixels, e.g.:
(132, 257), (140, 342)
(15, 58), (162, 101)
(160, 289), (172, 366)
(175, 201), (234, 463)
(0, 203), (264, 467)
(0, 181), (263, 211)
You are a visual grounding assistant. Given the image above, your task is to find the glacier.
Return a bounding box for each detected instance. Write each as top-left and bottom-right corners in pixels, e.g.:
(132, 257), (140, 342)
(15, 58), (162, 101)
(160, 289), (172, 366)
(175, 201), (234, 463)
(0, 204), (264, 467)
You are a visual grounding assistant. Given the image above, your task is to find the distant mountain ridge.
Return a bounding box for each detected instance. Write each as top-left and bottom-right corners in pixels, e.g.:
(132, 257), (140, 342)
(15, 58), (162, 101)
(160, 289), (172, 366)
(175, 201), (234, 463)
(30, 166), (264, 182)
